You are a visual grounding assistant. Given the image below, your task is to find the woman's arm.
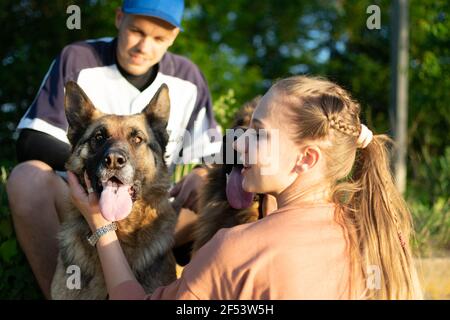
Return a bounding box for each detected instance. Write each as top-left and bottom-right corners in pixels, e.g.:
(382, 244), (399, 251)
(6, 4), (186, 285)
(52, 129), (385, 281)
(90, 229), (137, 294)
(67, 171), (205, 300)
(67, 172), (143, 295)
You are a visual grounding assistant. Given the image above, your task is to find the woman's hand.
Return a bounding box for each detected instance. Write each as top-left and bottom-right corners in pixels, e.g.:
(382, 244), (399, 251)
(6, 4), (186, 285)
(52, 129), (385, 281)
(67, 171), (110, 232)
(67, 171), (138, 295)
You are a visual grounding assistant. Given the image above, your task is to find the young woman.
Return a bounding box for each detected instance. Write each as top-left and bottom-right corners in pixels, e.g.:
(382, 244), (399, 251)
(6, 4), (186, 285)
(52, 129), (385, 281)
(68, 75), (422, 299)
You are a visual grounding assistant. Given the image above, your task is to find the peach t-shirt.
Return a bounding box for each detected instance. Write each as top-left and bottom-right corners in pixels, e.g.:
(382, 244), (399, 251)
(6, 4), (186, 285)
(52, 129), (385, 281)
(110, 203), (363, 299)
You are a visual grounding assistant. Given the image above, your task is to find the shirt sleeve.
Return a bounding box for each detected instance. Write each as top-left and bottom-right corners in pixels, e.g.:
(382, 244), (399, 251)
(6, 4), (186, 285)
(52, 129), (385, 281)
(17, 54), (70, 143)
(16, 129), (71, 170)
(16, 42), (97, 143)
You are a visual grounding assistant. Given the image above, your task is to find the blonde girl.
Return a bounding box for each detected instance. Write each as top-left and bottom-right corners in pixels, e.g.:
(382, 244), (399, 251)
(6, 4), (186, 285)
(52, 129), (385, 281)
(69, 75), (422, 299)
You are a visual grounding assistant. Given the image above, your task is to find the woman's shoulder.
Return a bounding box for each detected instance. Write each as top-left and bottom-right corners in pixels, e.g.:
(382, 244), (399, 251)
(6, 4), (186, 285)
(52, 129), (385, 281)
(214, 203), (341, 243)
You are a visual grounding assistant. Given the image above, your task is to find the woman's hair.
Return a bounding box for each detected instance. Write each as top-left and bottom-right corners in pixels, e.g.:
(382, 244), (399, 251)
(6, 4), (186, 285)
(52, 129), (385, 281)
(272, 75), (422, 299)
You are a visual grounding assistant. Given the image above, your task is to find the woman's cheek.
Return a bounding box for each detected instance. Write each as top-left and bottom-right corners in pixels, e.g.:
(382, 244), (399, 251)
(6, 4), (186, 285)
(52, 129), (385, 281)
(242, 169), (264, 194)
(258, 138), (282, 176)
(242, 175), (253, 193)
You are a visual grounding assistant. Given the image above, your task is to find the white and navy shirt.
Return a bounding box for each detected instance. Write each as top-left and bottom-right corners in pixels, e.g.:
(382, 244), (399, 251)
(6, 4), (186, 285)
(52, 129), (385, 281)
(17, 37), (222, 172)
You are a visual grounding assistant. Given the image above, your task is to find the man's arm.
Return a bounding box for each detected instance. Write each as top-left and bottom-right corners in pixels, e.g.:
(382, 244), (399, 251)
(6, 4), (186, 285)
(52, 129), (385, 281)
(16, 129), (71, 171)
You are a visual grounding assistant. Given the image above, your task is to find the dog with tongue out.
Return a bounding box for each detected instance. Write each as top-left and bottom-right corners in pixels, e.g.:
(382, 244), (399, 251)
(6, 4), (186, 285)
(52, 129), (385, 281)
(51, 81), (177, 299)
(224, 128), (255, 210)
(191, 97), (267, 255)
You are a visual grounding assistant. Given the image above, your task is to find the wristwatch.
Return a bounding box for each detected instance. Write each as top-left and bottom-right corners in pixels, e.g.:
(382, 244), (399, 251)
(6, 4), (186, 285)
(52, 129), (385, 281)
(87, 222), (118, 246)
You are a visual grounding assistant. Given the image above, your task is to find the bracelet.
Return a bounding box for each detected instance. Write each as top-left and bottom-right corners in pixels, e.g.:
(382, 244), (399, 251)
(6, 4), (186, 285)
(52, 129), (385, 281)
(87, 222), (118, 247)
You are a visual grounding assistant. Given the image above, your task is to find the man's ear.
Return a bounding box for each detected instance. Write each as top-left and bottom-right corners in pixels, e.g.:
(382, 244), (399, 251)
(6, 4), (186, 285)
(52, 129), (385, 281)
(64, 81), (101, 146)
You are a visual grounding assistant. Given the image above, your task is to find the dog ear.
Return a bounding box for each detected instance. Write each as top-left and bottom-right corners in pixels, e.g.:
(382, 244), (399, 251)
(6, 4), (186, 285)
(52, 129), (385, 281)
(64, 81), (102, 146)
(142, 84), (170, 129)
(142, 84), (171, 149)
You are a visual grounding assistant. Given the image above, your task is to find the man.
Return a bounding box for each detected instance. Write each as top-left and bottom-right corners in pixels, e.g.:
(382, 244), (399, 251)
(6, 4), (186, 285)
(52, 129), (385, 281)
(6, 0), (221, 299)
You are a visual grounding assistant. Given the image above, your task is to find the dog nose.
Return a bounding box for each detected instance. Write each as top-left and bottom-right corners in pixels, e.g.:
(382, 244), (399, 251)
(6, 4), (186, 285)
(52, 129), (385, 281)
(104, 151), (127, 169)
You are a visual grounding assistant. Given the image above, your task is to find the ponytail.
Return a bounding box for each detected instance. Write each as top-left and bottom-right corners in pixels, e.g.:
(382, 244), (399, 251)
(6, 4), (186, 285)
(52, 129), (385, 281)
(347, 134), (422, 299)
(273, 75), (422, 299)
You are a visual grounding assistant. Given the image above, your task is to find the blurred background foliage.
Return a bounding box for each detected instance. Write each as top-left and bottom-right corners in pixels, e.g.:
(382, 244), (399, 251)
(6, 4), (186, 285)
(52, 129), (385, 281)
(0, 0), (448, 299)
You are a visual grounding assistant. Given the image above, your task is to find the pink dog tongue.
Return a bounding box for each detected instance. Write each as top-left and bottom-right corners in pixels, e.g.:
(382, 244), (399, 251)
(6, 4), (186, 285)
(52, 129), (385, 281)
(99, 182), (133, 222)
(226, 167), (254, 209)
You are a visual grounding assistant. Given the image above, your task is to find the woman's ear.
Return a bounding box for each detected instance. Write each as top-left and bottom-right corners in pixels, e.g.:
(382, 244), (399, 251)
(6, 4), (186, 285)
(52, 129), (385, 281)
(295, 146), (321, 173)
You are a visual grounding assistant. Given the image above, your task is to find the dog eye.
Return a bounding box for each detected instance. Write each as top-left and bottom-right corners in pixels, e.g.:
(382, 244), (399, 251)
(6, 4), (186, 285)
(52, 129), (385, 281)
(95, 133), (104, 141)
(133, 136), (143, 145)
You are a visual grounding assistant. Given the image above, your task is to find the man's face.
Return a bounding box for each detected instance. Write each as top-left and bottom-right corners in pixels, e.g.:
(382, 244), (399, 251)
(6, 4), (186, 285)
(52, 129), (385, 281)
(115, 9), (180, 75)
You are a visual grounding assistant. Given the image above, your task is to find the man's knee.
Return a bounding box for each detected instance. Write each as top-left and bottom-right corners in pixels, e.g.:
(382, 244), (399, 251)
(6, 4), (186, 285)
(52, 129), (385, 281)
(6, 160), (56, 215)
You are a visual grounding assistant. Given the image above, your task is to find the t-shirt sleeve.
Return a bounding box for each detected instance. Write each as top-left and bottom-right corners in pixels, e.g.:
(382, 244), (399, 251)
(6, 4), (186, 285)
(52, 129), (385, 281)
(17, 54), (69, 143)
(16, 128), (71, 170)
(16, 42), (96, 143)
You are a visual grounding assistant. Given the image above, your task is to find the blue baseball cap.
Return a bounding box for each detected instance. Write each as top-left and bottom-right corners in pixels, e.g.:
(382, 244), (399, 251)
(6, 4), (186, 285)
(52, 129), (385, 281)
(122, 0), (184, 30)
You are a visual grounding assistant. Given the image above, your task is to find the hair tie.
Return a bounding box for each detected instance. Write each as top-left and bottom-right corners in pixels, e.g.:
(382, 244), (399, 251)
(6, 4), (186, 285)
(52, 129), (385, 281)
(357, 124), (373, 148)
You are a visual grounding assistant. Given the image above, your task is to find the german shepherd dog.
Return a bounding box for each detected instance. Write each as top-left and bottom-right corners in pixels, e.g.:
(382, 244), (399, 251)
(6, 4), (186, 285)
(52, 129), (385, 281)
(51, 82), (177, 299)
(192, 97), (266, 254)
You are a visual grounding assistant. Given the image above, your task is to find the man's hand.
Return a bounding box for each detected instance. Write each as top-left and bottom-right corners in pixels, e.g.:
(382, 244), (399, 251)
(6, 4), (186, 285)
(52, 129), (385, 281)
(169, 167), (208, 213)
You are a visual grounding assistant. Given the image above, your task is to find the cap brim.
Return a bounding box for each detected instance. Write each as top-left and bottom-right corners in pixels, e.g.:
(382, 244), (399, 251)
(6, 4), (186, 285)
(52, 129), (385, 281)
(122, 8), (183, 31)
